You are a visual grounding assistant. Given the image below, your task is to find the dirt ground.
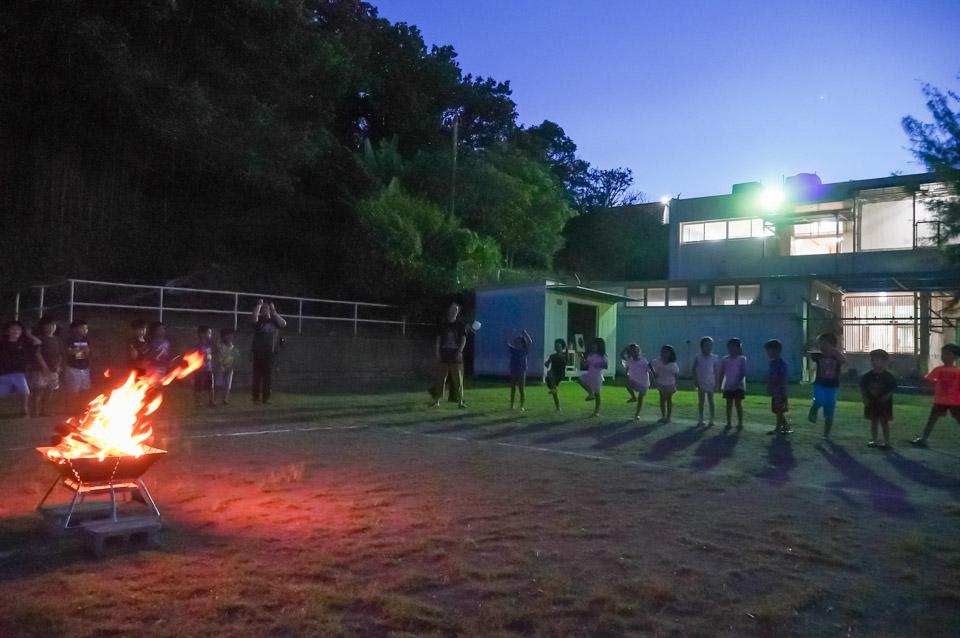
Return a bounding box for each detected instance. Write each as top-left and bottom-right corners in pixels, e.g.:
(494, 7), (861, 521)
(0, 382), (959, 637)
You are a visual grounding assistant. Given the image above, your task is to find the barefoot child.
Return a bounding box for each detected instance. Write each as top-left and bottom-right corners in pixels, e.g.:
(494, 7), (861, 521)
(719, 338), (747, 430)
(579, 337), (608, 417)
(911, 343), (960, 448)
(622, 344), (651, 419)
(692, 337), (718, 426)
(651, 345), (679, 423)
(808, 332), (845, 440)
(214, 328), (240, 406)
(544, 339), (567, 412)
(765, 339), (790, 435)
(508, 330), (532, 410)
(860, 349), (896, 449)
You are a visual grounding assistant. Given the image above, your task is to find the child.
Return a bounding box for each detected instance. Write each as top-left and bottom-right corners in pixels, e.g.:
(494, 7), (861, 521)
(0, 321), (40, 418)
(63, 319), (92, 414)
(127, 319), (149, 376)
(29, 317), (61, 418)
(911, 344), (960, 447)
(808, 332), (845, 440)
(692, 336), (718, 426)
(508, 329), (532, 410)
(622, 344), (651, 420)
(579, 337), (608, 417)
(146, 321), (171, 375)
(651, 345), (679, 424)
(194, 325), (215, 408)
(860, 349), (896, 449)
(719, 338), (747, 430)
(544, 339), (567, 412)
(214, 328), (240, 406)
(765, 339), (790, 435)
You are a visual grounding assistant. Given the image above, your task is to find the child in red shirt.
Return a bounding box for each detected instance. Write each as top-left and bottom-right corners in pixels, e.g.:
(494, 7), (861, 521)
(912, 343), (960, 447)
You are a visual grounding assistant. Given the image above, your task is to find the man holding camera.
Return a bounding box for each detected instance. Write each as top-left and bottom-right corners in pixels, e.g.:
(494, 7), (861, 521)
(251, 299), (287, 404)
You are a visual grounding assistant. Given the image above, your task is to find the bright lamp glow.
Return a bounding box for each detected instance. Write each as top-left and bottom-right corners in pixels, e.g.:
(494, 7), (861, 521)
(660, 195), (671, 205)
(760, 187), (785, 211)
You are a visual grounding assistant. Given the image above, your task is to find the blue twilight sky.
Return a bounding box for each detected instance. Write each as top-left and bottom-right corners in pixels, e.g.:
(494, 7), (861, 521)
(373, 0), (960, 199)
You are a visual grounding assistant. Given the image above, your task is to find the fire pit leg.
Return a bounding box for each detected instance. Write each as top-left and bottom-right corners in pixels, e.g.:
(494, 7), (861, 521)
(109, 483), (118, 523)
(137, 479), (161, 518)
(36, 477), (61, 511)
(62, 485), (83, 529)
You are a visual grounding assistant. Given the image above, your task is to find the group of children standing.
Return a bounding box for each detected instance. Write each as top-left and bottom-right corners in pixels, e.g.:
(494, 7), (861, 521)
(0, 318), (241, 417)
(504, 330), (960, 448)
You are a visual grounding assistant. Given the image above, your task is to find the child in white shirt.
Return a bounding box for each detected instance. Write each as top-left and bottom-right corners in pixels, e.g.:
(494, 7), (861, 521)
(651, 345), (680, 424)
(718, 338), (747, 429)
(692, 336), (719, 427)
(621, 343), (651, 420)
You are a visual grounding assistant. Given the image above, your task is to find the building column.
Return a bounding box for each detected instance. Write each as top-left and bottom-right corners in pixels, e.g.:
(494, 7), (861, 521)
(919, 292), (931, 376)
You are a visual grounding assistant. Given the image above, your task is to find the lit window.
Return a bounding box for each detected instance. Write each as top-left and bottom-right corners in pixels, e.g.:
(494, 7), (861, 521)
(714, 285), (736, 306)
(625, 288), (645, 307)
(647, 288), (666, 307)
(737, 284), (760, 305)
(704, 221), (726, 241)
(668, 287), (688, 306)
(728, 219), (752, 239)
(681, 223), (705, 243)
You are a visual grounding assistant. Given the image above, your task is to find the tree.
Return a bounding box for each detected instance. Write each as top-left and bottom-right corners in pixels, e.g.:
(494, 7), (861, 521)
(576, 167), (648, 213)
(902, 82), (960, 257)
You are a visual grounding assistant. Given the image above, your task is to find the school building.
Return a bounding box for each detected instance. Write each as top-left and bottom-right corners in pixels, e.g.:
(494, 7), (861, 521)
(594, 171), (960, 382)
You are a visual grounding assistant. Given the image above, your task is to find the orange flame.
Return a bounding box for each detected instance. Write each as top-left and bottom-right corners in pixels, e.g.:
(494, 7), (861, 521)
(45, 351), (205, 462)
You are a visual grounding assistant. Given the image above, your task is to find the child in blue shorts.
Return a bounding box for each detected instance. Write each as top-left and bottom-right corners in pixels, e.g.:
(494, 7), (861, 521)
(808, 332), (845, 440)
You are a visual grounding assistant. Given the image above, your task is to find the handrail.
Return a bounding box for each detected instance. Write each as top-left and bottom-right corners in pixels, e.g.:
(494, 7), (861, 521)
(13, 278), (427, 335)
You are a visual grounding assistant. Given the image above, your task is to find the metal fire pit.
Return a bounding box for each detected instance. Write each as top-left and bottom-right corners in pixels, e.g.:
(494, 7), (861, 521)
(36, 447), (166, 540)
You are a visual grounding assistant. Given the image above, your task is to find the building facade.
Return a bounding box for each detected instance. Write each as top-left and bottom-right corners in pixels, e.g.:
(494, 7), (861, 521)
(597, 171), (960, 381)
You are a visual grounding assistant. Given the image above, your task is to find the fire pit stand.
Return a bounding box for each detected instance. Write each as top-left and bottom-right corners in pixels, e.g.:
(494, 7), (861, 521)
(36, 447), (167, 555)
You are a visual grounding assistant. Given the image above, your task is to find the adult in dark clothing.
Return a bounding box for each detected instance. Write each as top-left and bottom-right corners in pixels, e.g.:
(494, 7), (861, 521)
(430, 302), (467, 408)
(251, 299), (286, 404)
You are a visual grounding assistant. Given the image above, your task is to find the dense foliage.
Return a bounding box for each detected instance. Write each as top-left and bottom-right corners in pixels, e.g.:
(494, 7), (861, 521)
(0, 0), (645, 305)
(902, 81), (960, 258)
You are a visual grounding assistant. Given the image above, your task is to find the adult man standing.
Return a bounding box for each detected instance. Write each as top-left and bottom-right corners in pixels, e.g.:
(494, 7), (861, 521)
(430, 302), (467, 408)
(251, 299), (287, 404)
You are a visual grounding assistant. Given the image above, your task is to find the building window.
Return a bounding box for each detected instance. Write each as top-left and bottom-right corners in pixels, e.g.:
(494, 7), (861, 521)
(737, 284), (760, 305)
(727, 219), (752, 239)
(691, 295), (712, 306)
(714, 285), (736, 306)
(668, 287), (688, 306)
(842, 293), (916, 354)
(680, 218), (774, 243)
(647, 288), (666, 307)
(625, 288), (645, 307)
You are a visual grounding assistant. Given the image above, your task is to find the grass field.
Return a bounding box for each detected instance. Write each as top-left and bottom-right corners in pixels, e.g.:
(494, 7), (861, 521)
(1, 379), (959, 637)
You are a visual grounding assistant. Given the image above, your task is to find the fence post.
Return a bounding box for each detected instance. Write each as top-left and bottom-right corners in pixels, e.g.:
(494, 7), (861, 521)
(68, 280), (75, 323)
(402, 314), (406, 336)
(353, 304), (358, 336)
(13, 293), (19, 321)
(298, 299), (303, 334)
(38, 287), (45, 320)
(233, 294), (239, 330)
(159, 287), (164, 322)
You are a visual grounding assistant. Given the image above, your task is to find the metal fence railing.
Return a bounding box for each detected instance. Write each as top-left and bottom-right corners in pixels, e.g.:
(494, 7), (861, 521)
(12, 279), (423, 336)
